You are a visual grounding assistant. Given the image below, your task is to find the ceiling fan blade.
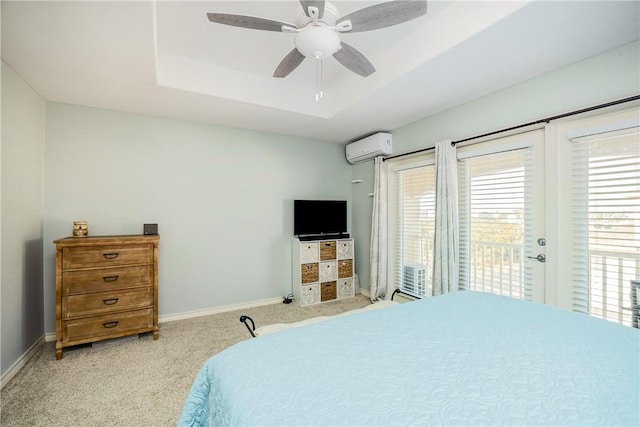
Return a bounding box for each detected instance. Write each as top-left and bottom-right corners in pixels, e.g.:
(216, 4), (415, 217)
(333, 42), (376, 77)
(273, 49), (306, 78)
(336, 0), (427, 33)
(299, 0), (325, 19)
(207, 13), (294, 32)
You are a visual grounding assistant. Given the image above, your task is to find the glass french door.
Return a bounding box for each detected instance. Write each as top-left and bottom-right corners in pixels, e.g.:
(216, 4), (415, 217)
(389, 158), (437, 298)
(552, 107), (640, 325)
(457, 130), (546, 302)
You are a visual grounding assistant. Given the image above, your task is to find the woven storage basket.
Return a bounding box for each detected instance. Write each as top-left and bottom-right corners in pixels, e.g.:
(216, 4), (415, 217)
(320, 241), (336, 260)
(320, 281), (337, 301)
(338, 259), (353, 278)
(301, 263), (319, 284)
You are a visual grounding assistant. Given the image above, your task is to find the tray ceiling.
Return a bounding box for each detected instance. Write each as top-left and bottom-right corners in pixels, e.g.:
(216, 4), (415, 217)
(2, 1), (638, 142)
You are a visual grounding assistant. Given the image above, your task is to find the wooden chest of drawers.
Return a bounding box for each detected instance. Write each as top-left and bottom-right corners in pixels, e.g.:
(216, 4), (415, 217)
(54, 235), (159, 359)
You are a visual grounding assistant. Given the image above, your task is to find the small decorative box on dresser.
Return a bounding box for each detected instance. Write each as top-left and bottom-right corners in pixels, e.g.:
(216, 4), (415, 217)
(53, 234), (159, 359)
(292, 238), (355, 306)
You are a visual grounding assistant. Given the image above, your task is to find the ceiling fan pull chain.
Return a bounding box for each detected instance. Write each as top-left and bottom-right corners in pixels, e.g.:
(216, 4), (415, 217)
(319, 57), (324, 100)
(315, 53), (324, 102)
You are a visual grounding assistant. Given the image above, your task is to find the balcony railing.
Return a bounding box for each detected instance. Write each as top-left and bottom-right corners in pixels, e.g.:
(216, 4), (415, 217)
(588, 249), (639, 327)
(402, 241), (639, 327)
(467, 241), (524, 299)
(402, 240), (525, 298)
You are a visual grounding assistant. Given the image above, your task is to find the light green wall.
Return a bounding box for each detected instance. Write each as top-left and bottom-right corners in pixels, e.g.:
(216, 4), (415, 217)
(1, 61), (46, 376)
(352, 41), (640, 294)
(3, 39), (638, 375)
(42, 103), (352, 334)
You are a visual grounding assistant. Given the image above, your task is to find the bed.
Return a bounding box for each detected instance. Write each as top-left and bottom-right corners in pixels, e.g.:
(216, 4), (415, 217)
(178, 291), (639, 426)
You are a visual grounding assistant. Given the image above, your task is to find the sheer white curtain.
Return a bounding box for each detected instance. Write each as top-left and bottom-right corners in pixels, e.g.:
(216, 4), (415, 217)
(370, 156), (389, 301)
(432, 140), (459, 295)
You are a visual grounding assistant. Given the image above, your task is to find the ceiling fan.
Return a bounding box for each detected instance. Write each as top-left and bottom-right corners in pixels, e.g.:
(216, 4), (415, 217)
(206, 1), (428, 80)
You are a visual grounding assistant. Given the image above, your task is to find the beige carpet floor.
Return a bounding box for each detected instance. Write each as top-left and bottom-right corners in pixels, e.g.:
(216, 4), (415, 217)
(1, 295), (371, 426)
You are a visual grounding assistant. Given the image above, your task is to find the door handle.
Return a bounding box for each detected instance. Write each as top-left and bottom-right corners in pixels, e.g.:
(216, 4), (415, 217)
(527, 254), (546, 263)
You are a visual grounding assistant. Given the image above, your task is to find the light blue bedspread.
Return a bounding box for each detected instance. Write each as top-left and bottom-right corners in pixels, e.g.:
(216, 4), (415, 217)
(178, 291), (640, 426)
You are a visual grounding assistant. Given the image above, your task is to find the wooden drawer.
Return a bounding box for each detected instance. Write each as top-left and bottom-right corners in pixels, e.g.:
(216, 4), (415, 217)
(338, 259), (353, 278)
(62, 287), (152, 319)
(301, 263), (319, 284)
(320, 281), (337, 302)
(62, 308), (153, 343)
(319, 241), (336, 260)
(63, 265), (153, 295)
(62, 244), (153, 269)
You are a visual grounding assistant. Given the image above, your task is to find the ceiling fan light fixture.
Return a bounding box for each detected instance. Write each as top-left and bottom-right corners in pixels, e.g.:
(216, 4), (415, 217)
(207, 0), (429, 98)
(294, 25), (341, 58)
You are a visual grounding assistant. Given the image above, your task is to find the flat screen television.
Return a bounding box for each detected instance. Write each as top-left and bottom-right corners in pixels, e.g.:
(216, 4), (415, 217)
(294, 200), (347, 238)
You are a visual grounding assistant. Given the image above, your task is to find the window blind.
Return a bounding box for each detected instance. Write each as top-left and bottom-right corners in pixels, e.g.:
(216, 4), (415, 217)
(571, 128), (640, 326)
(395, 165), (436, 297)
(458, 147), (533, 300)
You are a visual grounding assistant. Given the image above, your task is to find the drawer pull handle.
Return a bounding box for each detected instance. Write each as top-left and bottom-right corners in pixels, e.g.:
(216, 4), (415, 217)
(103, 298), (119, 305)
(103, 275), (119, 282)
(103, 253), (119, 260)
(102, 321), (119, 329)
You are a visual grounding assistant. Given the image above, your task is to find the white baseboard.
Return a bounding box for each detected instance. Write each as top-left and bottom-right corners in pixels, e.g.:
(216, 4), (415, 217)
(1, 335), (45, 389)
(159, 296), (283, 323)
(42, 292), (369, 343)
(43, 296), (285, 342)
(21, 292), (369, 387)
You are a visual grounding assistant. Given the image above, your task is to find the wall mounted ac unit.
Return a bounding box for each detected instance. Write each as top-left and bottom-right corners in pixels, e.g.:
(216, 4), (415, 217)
(345, 132), (392, 164)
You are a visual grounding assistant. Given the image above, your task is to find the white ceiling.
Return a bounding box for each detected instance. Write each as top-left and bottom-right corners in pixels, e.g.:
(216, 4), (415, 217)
(2, 1), (639, 143)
